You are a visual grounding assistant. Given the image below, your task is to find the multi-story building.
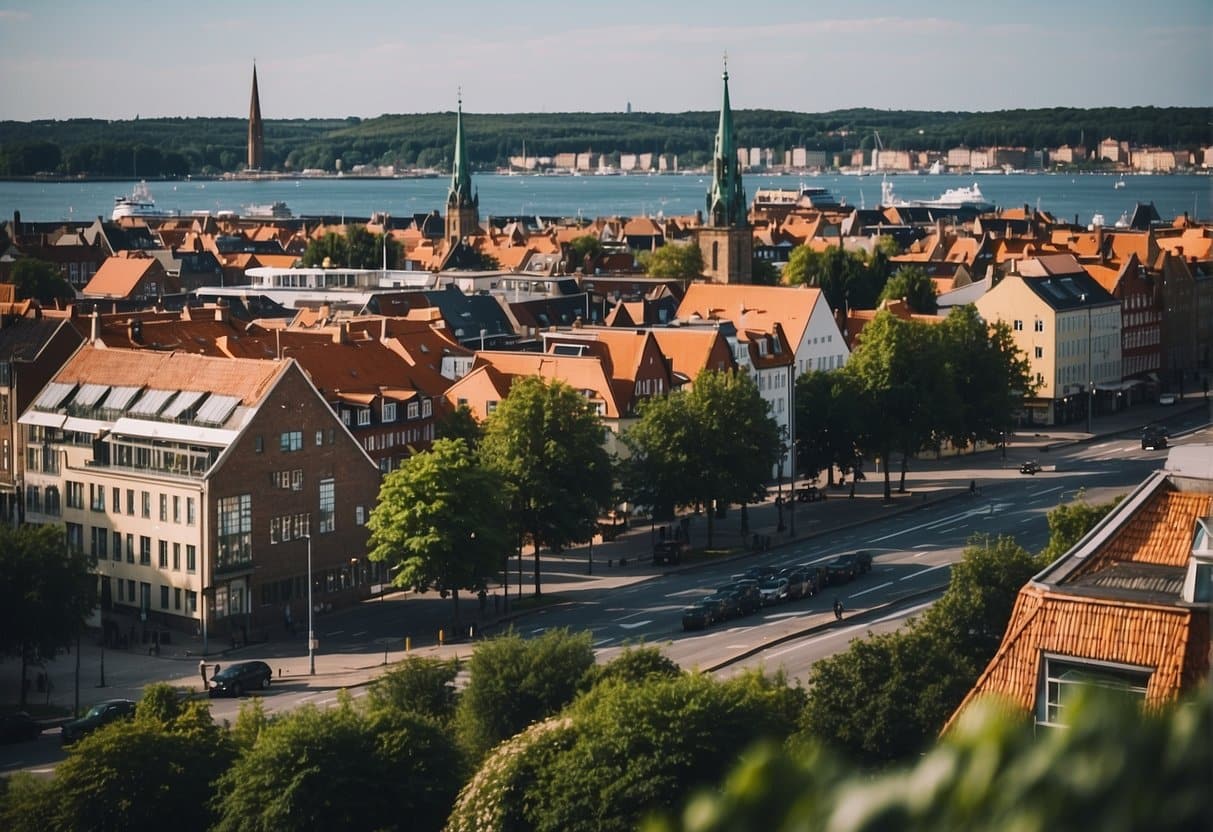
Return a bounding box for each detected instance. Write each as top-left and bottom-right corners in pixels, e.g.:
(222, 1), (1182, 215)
(975, 255), (1122, 425)
(19, 346), (381, 647)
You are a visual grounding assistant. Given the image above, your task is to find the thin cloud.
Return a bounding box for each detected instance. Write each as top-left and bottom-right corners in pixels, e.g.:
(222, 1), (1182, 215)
(0, 9), (32, 21)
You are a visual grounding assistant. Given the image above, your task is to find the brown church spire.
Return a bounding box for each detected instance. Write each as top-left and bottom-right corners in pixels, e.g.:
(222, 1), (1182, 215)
(247, 63), (264, 170)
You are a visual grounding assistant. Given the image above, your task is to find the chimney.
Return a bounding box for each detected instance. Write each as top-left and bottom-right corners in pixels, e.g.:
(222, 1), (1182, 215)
(90, 308), (100, 343)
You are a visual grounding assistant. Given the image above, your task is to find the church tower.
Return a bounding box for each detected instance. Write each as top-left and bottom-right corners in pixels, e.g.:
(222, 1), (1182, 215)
(247, 64), (264, 171)
(445, 93), (479, 244)
(698, 60), (751, 284)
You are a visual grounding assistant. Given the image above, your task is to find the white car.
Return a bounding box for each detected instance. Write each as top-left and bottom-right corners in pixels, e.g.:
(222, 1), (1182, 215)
(1159, 393), (1176, 406)
(758, 577), (789, 605)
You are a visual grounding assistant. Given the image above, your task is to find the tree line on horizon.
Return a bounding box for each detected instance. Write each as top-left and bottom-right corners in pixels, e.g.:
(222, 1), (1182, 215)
(0, 105), (1206, 178)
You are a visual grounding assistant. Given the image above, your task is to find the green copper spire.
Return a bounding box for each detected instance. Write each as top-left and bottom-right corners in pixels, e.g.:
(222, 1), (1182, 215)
(706, 58), (746, 228)
(448, 91), (477, 210)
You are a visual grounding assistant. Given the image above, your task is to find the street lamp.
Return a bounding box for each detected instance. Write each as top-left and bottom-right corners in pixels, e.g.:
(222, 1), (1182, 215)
(302, 533), (315, 675)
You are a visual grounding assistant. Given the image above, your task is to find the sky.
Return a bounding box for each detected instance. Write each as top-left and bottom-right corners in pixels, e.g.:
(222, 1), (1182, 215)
(0, 0), (1210, 120)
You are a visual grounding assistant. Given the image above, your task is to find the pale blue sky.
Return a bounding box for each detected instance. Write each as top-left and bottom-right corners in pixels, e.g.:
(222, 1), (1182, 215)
(0, 0), (1209, 120)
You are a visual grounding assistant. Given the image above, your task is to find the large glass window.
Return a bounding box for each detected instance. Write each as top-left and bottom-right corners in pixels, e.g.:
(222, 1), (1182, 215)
(186, 545), (197, 573)
(139, 536), (151, 566)
(319, 479), (335, 533)
(217, 494), (253, 569)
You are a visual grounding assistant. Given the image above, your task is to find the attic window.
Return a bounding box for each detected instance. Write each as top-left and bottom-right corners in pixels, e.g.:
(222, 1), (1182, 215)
(1036, 655), (1150, 730)
(1183, 516), (1213, 603)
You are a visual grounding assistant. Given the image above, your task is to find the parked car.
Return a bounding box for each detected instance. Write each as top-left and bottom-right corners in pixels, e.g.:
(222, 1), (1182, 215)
(797, 565), (826, 597)
(718, 581), (761, 615)
(796, 485), (825, 503)
(778, 568), (812, 599)
(703, 592), (740, 621)
(742, 564), (777, 581)
(1020, 460), (1042, 475)
(207, 660), (272, 698)
(61, 699), (136, 746)
(824, 551), (873, 584)
(0, 712), (43, 744)
(758, 577), (790, 605)
(1141, 425), (1169, 450)
(681, 601), (715, 631)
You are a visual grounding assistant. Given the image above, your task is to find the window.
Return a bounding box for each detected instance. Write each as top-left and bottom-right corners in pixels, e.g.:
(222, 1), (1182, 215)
(158, 540), (168, 569)
(186, 590), (197, 614)
(126, 489), (135, 515)
(112, 531), (121, 561)
(173, 496), (181, 523)
(1037, 656), (1150, 729)
(66, 523), (83, 553)
(46, 485), (61, 515)
(112, 487), (120, 511)
(186, 545), (196, 573)
(139, 536), (151, 566)
(1035, 346), (1044, 359)
(174, 588), (182, 611)
(126, 534), (134, 563)
(315, 430), (323, 447)
(141, 491), (151, 518)
(328, 428), (335, 445)
(217, 494), (252, 569)
(355, 505), (366, 525)
(159, 493), (168, 522)
(319, 479), (335, 533)
(406, 401), (419, 419)
(172, 542), (181, 571)
(1034, 319), (1044, 332)
(1013, 319), (1024, 331)
(25, 485), (40, 513)
(160, 585), (169, 610)
(342, 410), (351, 426)
(280, 431), (303, 452)
(357, 408), (371, 426)
(254, 435), (264, 453)
(91, 526), (108, 560)
(187, 497), (196, 525)
(383, 402), (397, 422)
(66, 481), (84, 510)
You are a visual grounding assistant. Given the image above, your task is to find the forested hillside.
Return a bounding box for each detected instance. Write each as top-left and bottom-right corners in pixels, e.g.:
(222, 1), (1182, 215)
(0, 106), (1205, 177)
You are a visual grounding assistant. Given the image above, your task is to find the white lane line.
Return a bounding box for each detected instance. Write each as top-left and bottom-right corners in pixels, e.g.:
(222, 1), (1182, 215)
(352, 630), (367, 637)
(1020, 517), (1035, 524)
(617, 609), (653, 620)
(899, 563), (951, 582)
(912, 544), (933, 549)
(869, 507), (986, 542)
(848, 581), (893, 599)
(327, 630), (344, 636)
(530, 627), (546, 635)
(726, 644), (750, 649)
(762, 611), (809, 620)
(618, 620), (652, 630)
(1029, 486), (1062, 498)
(593, 637), (616, 647)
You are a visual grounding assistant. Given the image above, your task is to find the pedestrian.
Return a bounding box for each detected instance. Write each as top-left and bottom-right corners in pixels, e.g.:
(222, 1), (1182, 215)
(833, 598), (844, 620)
(213, 662), (220, 677)
(199, 659), (208, 686)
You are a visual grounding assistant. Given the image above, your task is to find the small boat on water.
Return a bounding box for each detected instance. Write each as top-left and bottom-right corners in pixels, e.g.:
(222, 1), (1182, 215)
(243, 201), (293, 219)
(1114, 176), (1126, 189)
(112, 181), (174, 220)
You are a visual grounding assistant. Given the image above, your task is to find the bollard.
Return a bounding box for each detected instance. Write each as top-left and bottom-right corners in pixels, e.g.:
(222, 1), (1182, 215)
(405, 636), (411, 652)
(438, 629), (445, 646)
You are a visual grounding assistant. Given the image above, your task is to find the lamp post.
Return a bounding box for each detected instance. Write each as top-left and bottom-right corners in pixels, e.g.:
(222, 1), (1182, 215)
(304, 533), (315, 675)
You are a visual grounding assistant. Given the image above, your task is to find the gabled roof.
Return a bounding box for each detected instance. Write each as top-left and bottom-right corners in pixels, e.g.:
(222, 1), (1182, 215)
(82, 255), (168, 299)
(676, 282), (822, 351)
(649, 326), (736, 383)
(451, 350), (623, 418)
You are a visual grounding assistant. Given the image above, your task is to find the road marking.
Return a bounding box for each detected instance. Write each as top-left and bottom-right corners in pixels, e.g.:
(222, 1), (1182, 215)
(763, 611), (809, 620)
(726, 644), (750, 649)
(871, 600), (933, 625)
(849, 581), (892, 599)
(899, 563), (951, 581)
(618, 620), (651, 630)
(869, 507), (985, 542)
(664, 589), (705, 598)
(327, 630), (344, 636)
(912, 544), (933, 549)
(352, 630), (367, 637)
(617, 609), (652, 620)
(1020, 517), (1035, 524)
(593, 637), (616, 647)
(530, 627), (546, 635)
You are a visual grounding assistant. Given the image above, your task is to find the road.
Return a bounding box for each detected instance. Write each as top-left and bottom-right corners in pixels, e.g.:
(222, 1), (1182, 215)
(1, 423), (1206, 776)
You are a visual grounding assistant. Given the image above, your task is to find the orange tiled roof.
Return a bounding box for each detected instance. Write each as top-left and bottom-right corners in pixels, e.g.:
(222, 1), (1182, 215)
(455, 351), (623, 418)
(1072, 490), (1213, 577)
(56, 344), (285, 404)
(677, 283), (821, 353)
(82, 256), (163, 298)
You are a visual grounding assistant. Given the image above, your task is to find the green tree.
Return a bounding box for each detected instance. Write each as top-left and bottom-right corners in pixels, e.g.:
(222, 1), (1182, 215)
(623, 370), (779, 548)
(793, 369), (862, 487)
(299, 231), (347, 267)
(0, 524), (96, 707)
(646, 689), (1210, 832)
(567, 234), (604, 272)
(480, 376), (613, 595)
(364, 656), (459, 724)
(368, 438), (512, 626)
(213, 700), (461, 832)
(878, 265), (938, 313)
(936, 304), (1035, 452)
(8, 258), (74, 305)
(780, 245), (824, 287)
(750, 257), (779, 286)
(453, 628), (594, 762)
(639, 242), (703, 280)
(587, 645), (682, 688)
(435, 402), (482, 450)
(1037, 493), (1118, 564)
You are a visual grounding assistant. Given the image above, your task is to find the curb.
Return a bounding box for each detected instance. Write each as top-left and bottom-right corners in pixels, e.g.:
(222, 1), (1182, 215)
(703, 582), (950, 673)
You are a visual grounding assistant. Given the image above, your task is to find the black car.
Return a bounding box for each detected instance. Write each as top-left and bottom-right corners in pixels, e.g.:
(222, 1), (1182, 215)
(61, 699), (136, 746)
(742, 565), (777, 581)
(779, 568), (812, 600)
(704, 591), (741, 620)
(681, 601), (715, 631)
(1141, 425), (1168, 450)
(717, 581), (762, 615)
(1020, 460), (1042, 475)
(208, 660), (273, 698)
(0, 712), (43, 744)
(824, 551), (873, 584)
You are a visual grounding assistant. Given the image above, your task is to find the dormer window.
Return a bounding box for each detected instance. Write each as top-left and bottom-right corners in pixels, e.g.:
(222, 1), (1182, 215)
(1183, 516), (1213, 603)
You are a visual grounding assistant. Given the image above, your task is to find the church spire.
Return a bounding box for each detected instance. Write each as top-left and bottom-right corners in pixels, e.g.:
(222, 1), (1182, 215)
(706, 56), (745, 228)
(447, 90), (477, 211)
(247, 62), (264, 171)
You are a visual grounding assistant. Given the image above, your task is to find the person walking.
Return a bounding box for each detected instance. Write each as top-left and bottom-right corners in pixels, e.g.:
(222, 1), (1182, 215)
(199, 659), (208, 687)
(833, 598), (844, 620)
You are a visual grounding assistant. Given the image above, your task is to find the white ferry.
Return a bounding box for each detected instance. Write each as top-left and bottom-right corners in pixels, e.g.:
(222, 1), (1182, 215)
(881, 178), (994, 212)
(112, 181), (175, 221)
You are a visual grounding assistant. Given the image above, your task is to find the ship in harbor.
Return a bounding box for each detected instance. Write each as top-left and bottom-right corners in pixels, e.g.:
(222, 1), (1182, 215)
(880, 178), (994, 212)
(242, 200), (293, 219)
(111, 180), (176, 220)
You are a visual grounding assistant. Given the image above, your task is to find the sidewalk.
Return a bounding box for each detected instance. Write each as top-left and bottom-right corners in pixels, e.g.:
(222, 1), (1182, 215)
(3, 395), (1208, 713)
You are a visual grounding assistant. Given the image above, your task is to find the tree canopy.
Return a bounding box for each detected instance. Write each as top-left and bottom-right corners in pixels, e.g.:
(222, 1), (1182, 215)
(299, 225), (400, 269)
(878, 265), (938, 313)
(639, 242), (704, 280)
(479, 376), (614, 595)
(368, 437), (513, 624)
(8, 258), (74, 305)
